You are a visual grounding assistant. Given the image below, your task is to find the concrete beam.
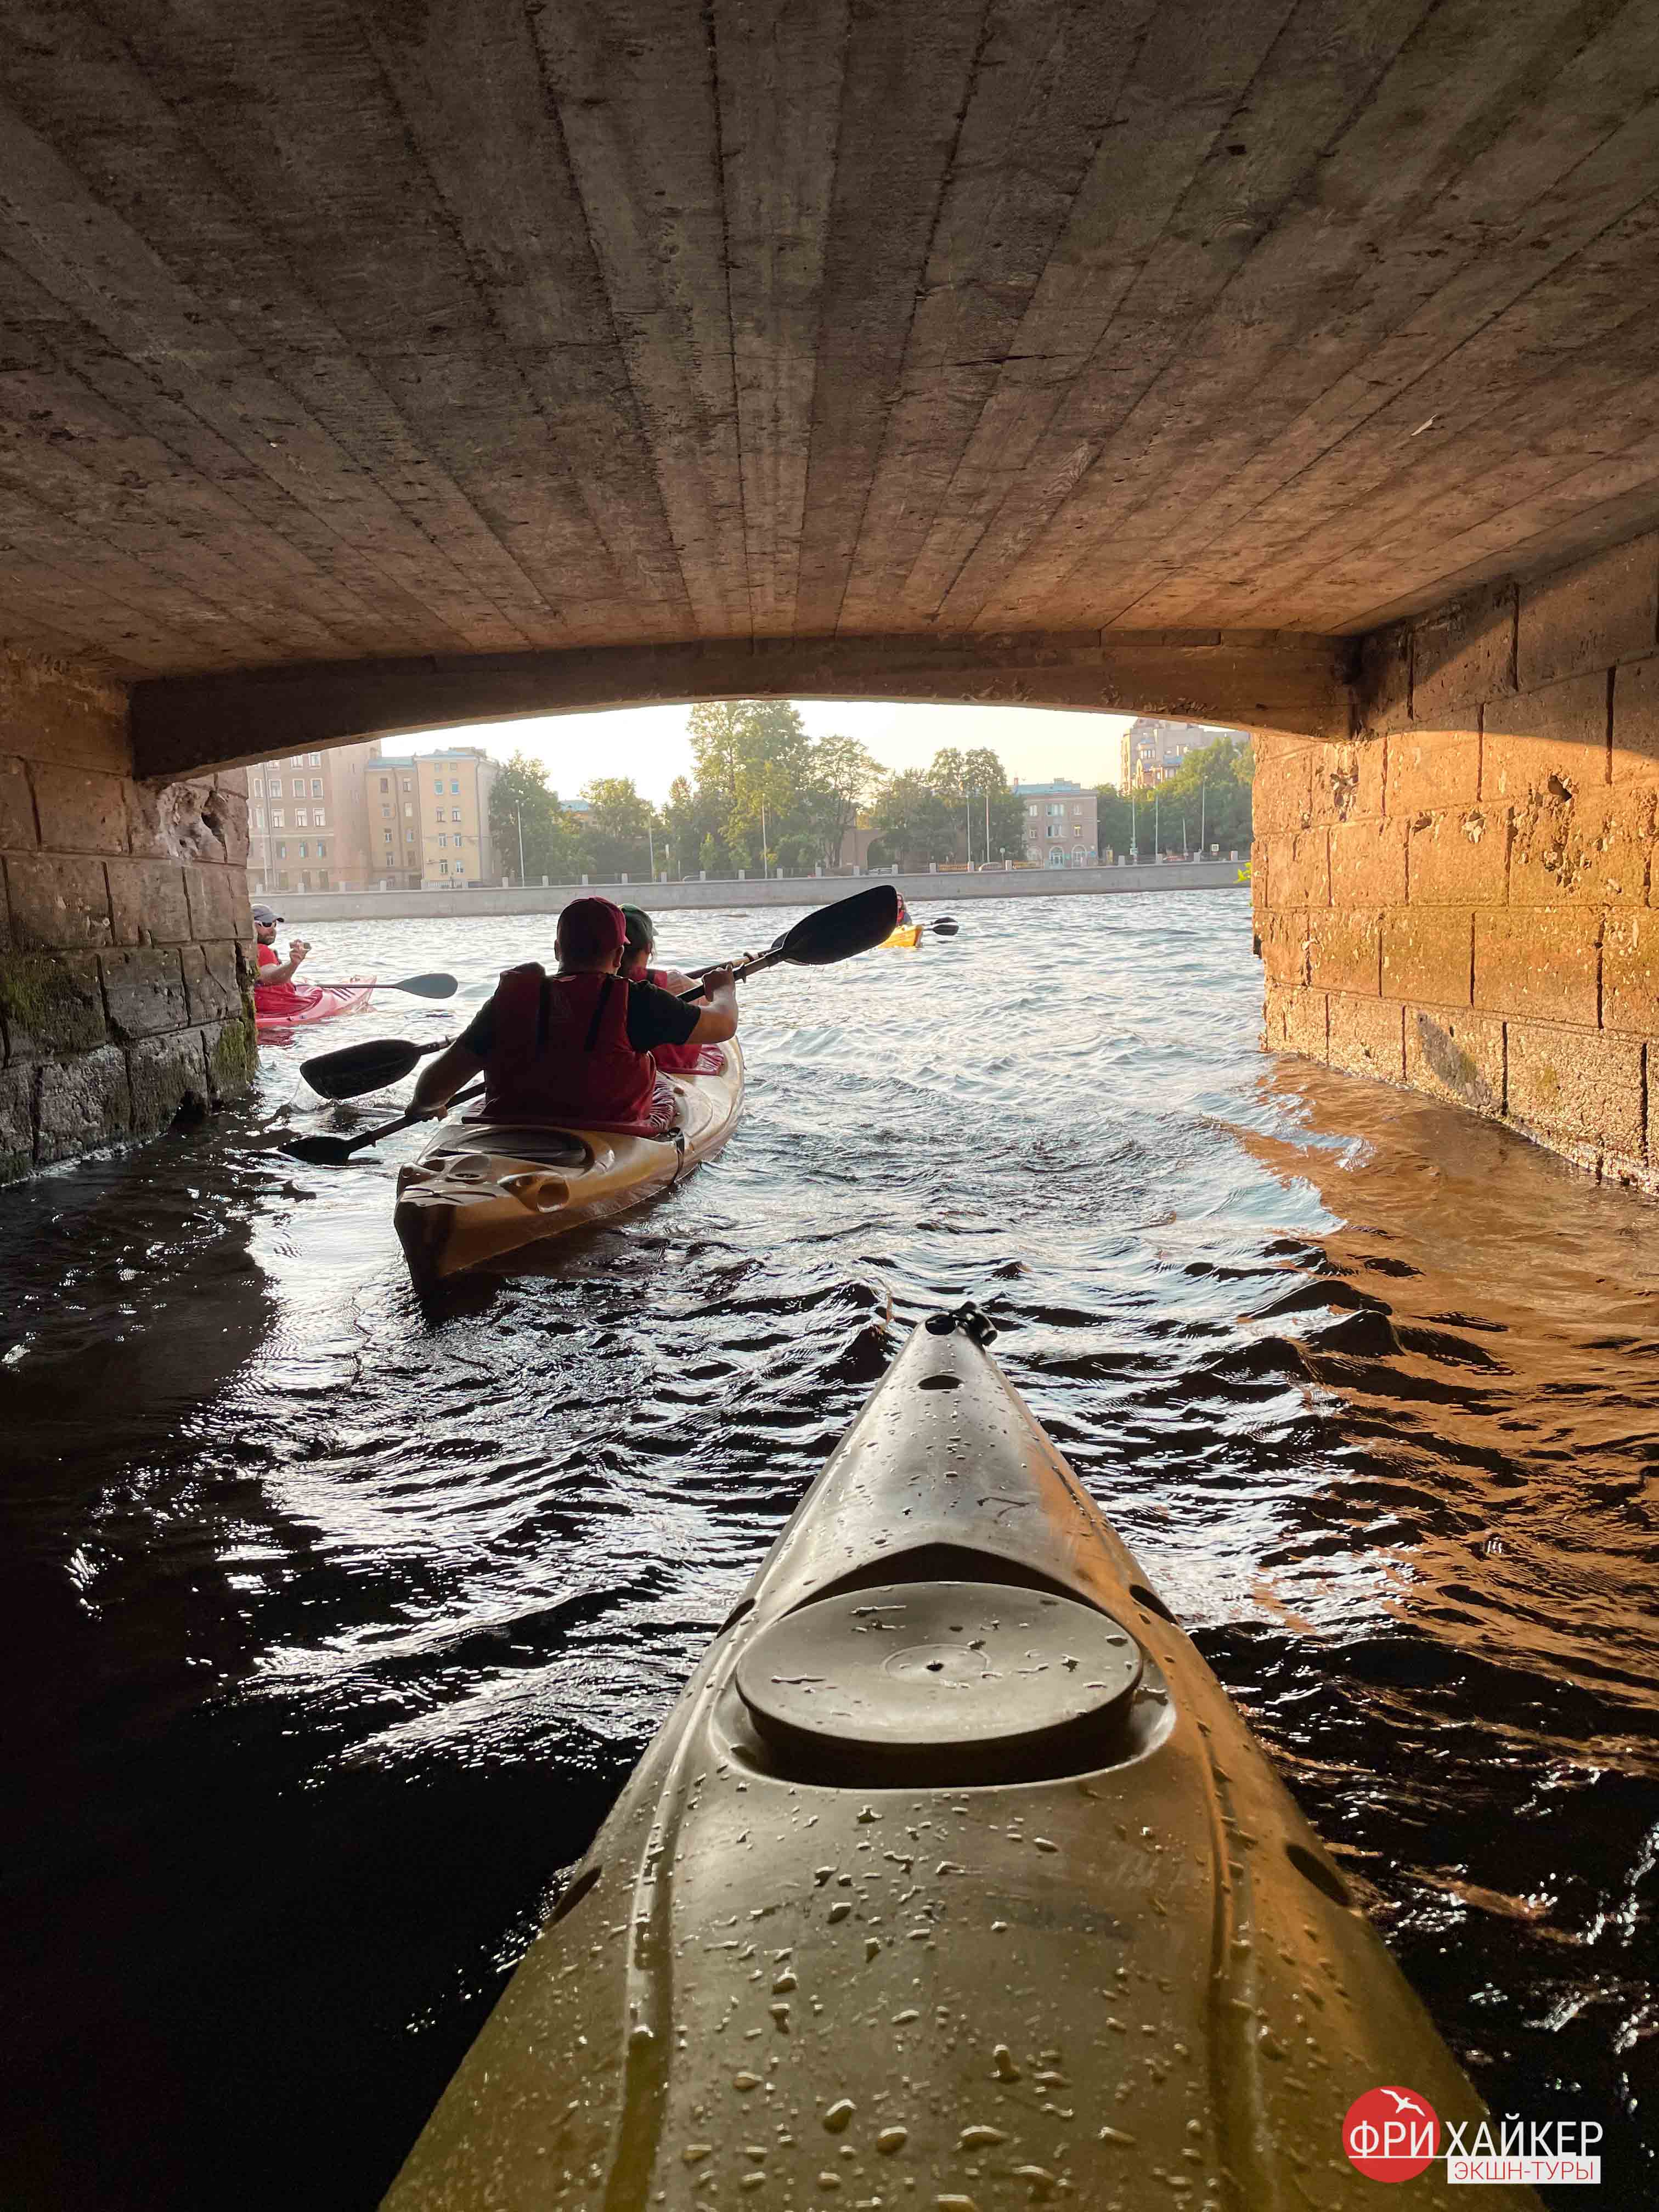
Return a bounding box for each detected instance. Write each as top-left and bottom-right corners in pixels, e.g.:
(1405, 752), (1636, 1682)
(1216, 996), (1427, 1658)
(130, 630), (1353, 780)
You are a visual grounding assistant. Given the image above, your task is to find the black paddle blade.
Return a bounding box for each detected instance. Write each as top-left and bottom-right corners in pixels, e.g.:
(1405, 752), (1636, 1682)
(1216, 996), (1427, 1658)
(301, 1036), (430, 1098)
(388, 973), (458, 998)
(780, 884), (900, 966)
(931, 919), (961, 936)
(280, 1132), (368, 1165)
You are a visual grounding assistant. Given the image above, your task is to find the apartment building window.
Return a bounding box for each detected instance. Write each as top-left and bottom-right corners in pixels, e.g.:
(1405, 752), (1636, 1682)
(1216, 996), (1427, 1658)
(272, 810), (285, 828)
(401, 780), (411, 794)
(434, 779), (444, 794)
(298, 842), (309, 859)
(1046, 823), (1060, 838)
(277, 842), (287, 859)
(379, 777), (390, 793)
(454, 865), (464, 879)
(451, 807), (461, 822)
(315, 841), (327, 860)
(295, 809), (308, 827)
(1073, 847), (1087, 864)
(290, 755), (304, 766)
(251, 778), (263, 797)
(313, 810), (325, 828)
(450, 780), (460, 793)
(308, 753), (321, 766)
(405, 826), (415, 843)
(438, 833), (448, 848)
(1047, 803), (1064, 816)
(311, 778), (323, 797)
(439, 859), (450, 874)
(292, 778), (305, 796)
(255, 808), (266, 829)
(382, 804), (391, 817)
(404, 802), (413, 817)
(383, 829), (393, 844)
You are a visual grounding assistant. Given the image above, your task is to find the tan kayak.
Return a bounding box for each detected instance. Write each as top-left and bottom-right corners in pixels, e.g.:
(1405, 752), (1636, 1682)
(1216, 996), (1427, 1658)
(392, 1042), (743, 1290)
(384, 1307), (1537, 2209)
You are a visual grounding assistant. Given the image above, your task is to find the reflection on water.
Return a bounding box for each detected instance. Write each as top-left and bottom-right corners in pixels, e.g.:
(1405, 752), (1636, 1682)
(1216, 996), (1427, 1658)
(3, 893), (1657, 2206)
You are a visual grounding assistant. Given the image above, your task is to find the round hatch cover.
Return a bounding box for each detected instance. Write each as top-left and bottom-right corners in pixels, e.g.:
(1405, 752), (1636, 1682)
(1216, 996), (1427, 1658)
(735, 1581), (1144, 1782)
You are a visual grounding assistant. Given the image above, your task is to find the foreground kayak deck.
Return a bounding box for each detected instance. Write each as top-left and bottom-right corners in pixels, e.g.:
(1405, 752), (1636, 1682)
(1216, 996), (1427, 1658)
(880, 921), (924, 949)
(255, 979), (375, 1033)
(385, 1311), (1536, 2211)
(393, 1042), (744, 1290)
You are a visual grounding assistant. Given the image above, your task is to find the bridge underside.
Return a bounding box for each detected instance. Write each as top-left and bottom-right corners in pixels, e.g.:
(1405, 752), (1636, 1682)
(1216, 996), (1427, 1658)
(5, 0), (1659, 1180)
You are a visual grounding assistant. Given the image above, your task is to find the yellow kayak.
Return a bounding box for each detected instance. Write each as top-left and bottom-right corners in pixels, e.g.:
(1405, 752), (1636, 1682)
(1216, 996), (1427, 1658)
(881, 921), (924, 949)
(392, 1043), (743, 1291)
(384, 1307), (1535, 2209)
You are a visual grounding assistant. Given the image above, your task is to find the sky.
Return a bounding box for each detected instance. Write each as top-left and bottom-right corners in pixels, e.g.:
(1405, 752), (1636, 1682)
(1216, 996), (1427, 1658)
(405, 699), (1138, 803)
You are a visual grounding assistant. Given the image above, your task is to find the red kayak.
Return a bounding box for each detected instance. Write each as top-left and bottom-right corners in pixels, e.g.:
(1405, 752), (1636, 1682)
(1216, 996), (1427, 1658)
(255, 979), (375, 1035)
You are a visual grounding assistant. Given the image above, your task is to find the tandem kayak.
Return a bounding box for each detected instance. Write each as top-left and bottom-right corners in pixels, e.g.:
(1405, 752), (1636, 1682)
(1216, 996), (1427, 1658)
(385, 1308), (1535, 2210)
(880, 921), (924, 949)
(392, 1042), (744, 1291)
(255, 979), (375, 1035)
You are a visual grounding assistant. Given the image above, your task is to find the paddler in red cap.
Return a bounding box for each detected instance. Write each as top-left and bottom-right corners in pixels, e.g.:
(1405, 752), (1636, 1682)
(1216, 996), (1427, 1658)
(409, 895), (738, 1132)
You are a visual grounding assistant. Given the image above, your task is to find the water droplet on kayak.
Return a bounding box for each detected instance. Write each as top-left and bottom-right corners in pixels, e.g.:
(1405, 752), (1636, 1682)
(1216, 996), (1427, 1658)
(992, 2045), (1021, 2080)
(958, 2124), (1006, 2149)
(874, 2126), (908, 2155)
(822, 2098), (855, 2132)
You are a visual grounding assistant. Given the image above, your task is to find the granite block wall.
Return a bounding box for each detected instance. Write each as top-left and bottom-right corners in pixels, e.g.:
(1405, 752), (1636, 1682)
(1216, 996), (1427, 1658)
(0, 648), (257, 1182)
(1256, 528), (1659, 1191)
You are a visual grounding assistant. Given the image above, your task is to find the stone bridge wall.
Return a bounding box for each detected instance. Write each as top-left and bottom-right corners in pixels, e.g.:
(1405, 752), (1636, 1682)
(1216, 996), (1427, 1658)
(1256, 531), (1659, 1189)
(0, 650), (257, 1182)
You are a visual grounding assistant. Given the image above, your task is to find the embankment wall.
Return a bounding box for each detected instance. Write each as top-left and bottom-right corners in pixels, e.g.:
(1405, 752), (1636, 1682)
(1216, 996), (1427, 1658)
(1256, 529), (1659, 1190)
(0, 649), (258, 1183)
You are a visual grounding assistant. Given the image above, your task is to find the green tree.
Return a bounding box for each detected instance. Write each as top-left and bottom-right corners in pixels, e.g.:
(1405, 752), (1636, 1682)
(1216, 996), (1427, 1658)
(1094, 782), (1137, 857)
(489, 751), (584, 883)
(1158, 735), (1254, 851)
(869, 770), (958, 868)
(798, 732), (882, 871)
(580, 776), (659, 879)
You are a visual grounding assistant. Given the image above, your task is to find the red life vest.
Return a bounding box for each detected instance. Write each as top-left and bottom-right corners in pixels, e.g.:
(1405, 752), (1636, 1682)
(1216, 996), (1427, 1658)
(645, 968), (726, 1075)
(253, 941), (320, 1017)
(482, 964), (675, 1133)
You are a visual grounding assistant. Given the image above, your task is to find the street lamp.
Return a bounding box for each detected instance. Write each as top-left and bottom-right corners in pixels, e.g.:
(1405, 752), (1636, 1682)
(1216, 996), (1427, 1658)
(515, 802), (526, 886)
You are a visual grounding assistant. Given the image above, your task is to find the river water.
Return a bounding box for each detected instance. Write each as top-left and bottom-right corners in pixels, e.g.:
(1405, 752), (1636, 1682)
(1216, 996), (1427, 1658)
(3, 890), (1657, 2208)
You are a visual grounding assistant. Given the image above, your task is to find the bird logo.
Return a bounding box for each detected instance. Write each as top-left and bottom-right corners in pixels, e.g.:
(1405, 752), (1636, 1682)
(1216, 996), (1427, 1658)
(1383, 2090), (1427, 2118)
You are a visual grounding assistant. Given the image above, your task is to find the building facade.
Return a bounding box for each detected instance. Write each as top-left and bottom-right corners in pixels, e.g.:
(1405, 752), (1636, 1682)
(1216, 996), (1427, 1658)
(376, 746), (500, 890)
(1015, 779), (1098, 867)
(1120, 716), (1247, 789)
(248, 739), (383, 894)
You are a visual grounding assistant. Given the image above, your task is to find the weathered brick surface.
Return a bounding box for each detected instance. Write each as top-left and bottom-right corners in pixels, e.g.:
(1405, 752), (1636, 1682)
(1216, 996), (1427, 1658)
(0, 755), (37, 849)
(1508, 783), (1652, 907)
(1474, 906), (1600, 1027)
(31, 765), (131, 856)
(1386, 729), (1479, 815)
(1261, 910), (1307, 989)
(1252, 744), (1313, 836)
(1355, 620), (1411, 738)
(1482, 672), (1608, 802)
(1519, 533), (1659, 692)
(1265, 985), (1328, 1059)
(0, 649), (254, 1178)
(1412, 580), (1514, 724)
(5, 854), (114, 949)
(0, 1063), (33, 1179)
(1382, 908), (1472, 1007)
(1308, 738), (1385, 826)
(108, 857), (192, 946)
(128, 1028), (210, 1136)
(1600, 909), (1659, 1035)
(1406, 806), (1509, 905)
(183, 862), (248, 942)
(36, 1046), (132, 1163)
(1265, 828), (1329, 907)
(1507, 1019), (1644, 1166)
(1612, 653), (1659, 785)
(1404, 1008), (1504, 1118)
(1328, 993), (1403, 1084)
(1330, 817), (1406, 907)
(126, 777), (228, 865)
(1307, 908), (1380, 995)
(0, 650), (129, 775)
(0, 951), (107, 1063)
(180, 941), (243, 1025)
(100, 946), (189, 1041)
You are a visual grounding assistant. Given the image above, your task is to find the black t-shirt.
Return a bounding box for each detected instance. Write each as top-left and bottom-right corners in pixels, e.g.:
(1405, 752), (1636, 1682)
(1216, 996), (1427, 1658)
(459, 973), (700, 1060)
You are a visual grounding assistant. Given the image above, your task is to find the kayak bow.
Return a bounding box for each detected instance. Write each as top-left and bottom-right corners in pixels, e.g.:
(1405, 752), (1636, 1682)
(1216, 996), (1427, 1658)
(385, 1309), (1536, 2210)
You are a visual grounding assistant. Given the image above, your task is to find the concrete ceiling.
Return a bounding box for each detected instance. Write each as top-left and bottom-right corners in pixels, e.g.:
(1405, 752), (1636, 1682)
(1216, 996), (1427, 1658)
(5, 0), (1659, 721)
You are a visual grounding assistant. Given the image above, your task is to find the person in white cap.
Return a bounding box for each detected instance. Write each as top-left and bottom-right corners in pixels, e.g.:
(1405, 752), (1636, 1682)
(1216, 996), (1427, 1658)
(251, 904), (316, 1017)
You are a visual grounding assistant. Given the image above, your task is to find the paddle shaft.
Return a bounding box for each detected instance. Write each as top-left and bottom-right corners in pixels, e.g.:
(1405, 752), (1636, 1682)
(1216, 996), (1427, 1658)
(343, 1079), (485, 1153)
(301, 974), (456, 997)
